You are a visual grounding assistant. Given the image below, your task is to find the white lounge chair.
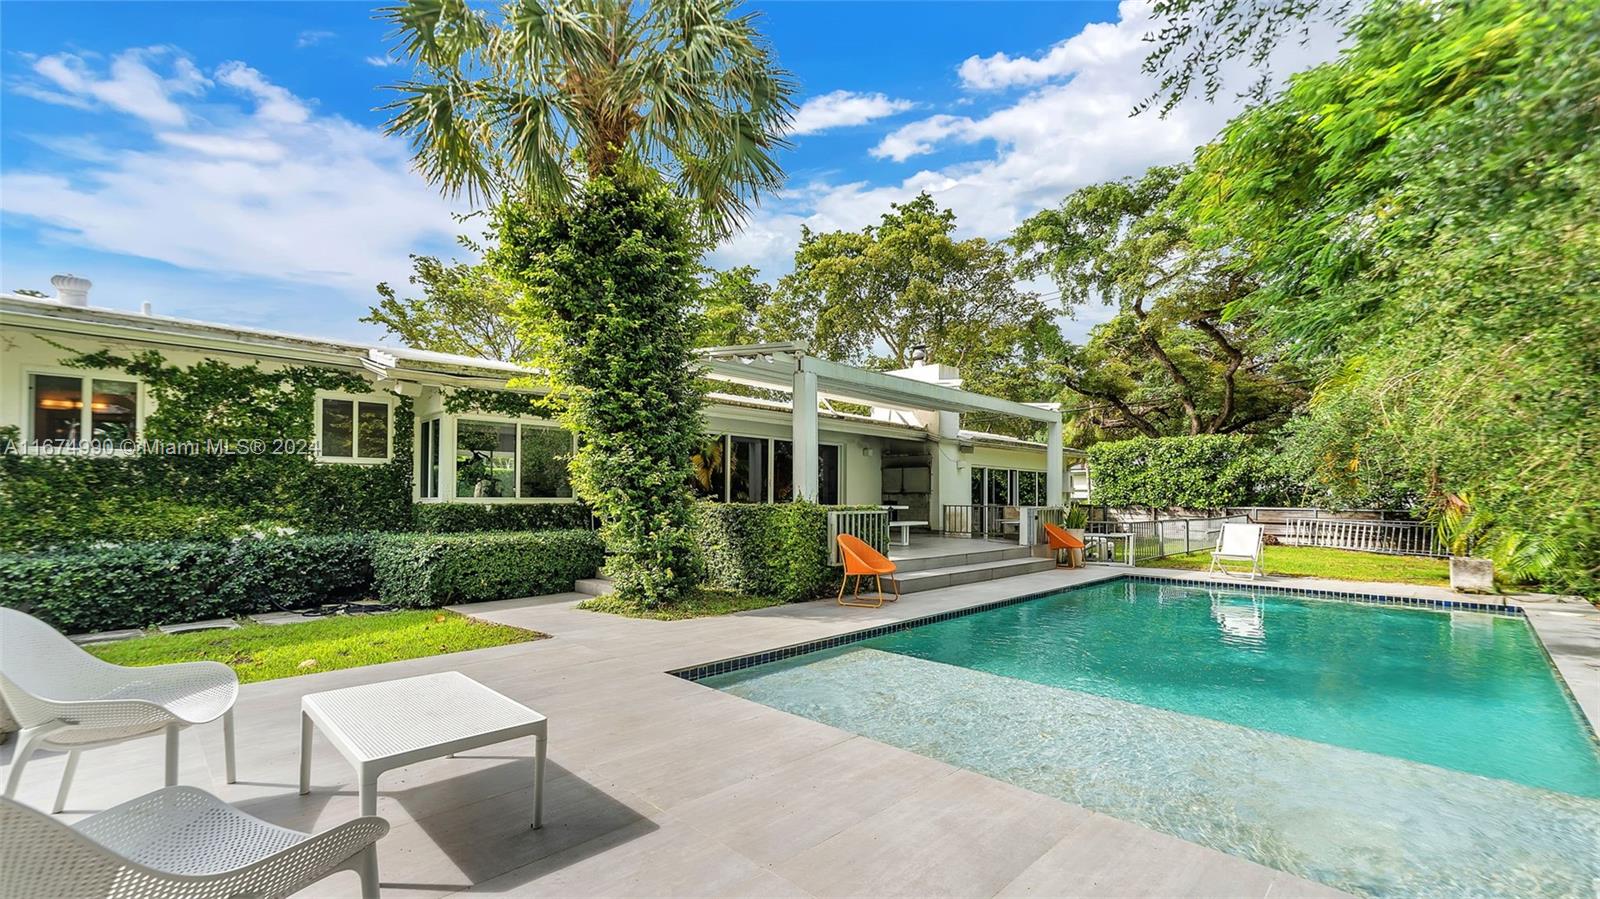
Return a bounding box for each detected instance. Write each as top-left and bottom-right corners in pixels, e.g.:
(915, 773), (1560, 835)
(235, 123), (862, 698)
(0, 786), (388, 899)
(1209, 523), (1266, 579)
(0, 607), (239, 813)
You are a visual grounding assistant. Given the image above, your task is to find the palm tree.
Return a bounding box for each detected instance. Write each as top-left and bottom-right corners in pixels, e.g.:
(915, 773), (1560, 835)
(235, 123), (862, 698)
(380, 0), (796, 236)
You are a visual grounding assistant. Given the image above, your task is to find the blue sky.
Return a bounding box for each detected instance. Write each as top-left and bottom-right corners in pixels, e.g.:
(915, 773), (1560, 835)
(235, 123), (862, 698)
(0, 1), (1340, 345)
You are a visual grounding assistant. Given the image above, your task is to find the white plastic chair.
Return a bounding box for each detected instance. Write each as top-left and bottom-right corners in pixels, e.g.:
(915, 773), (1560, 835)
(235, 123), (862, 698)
(0, 786), (388, 899)
(0, 607), (239, 813)
(1209, 523), (1266, 579)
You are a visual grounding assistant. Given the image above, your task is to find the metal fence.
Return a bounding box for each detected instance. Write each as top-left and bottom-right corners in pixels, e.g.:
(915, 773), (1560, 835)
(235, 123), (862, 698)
(827, 509), (890, 565)
(939, 504), (1016, 541)
(1086, 514), (1249, 564)
(1283, 517), (1444, 557)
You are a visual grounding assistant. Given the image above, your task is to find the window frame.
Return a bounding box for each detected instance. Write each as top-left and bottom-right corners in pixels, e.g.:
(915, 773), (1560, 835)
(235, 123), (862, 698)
(446, 411), (578, 504)
(313, 390), (394, 465)
(416, 415), (443, 500)
(23, 366), (144, 453)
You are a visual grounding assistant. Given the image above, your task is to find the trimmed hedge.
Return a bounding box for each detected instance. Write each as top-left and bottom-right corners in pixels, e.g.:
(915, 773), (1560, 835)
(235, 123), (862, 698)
(1087, 435), (1308, 510)
(694, 502), (855, 602)
(411, 502), (593, 533)
(372, 530), (604, 608)
(0, 534), (374, 633)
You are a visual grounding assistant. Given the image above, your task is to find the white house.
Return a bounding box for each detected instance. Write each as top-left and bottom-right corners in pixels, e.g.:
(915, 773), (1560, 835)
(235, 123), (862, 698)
(0, 277), (1087, 533)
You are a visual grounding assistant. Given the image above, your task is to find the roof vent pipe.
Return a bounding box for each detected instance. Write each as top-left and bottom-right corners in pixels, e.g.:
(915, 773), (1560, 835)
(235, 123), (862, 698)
(140, 301), (153, 316)
(910, 344), (928, 365)
(51, 274), (92, 307)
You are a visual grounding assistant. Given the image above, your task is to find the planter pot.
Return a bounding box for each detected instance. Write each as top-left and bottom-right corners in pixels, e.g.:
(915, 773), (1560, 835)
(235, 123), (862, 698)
(1449, 556), (1495, 593)
(1067, 528), (1088, 566)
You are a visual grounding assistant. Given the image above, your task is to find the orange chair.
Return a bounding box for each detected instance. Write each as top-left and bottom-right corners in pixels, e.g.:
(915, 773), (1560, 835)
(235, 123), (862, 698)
(1043, 522), (1085, 569)
(836, 534), (900, 608)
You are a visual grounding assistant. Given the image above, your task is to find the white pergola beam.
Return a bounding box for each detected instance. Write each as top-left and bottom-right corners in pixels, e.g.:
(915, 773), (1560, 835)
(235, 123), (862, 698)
(792, 367), (819, 502)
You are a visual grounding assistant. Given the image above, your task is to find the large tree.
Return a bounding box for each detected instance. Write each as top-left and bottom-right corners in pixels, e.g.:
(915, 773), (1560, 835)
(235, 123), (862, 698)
(768, 192), (1055, 390)
(1011, 165), (1303, 440)
(382, 0), (796, 606)
(1178, 0), (1600, 590)
(367, 248), (531, 362)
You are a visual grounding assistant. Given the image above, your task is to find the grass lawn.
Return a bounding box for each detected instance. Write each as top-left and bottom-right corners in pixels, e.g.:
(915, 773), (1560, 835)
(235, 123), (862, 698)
(1140, 544), (1451, 587)
(87, 610), (544, 684)
(578, 587), (787, 620)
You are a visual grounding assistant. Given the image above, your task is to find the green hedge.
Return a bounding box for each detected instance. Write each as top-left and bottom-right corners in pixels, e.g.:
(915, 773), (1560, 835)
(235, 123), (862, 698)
(1087, 435), (1309, 510)
(693, 502), (863, 602)
(372, 530), (604, 608)
(0, 534), (374, 633)
(411, 503), (593, 533)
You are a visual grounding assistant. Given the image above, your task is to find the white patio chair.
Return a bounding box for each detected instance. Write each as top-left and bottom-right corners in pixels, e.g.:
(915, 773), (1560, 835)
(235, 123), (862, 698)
(0, 607), (238, 813)
(0, 786), (388, 899)
(1209, 523), (1266, 579)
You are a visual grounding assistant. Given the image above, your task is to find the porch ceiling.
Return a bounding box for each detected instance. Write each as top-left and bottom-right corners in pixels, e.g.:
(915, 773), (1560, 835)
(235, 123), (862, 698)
(697, 343), (1060, 425)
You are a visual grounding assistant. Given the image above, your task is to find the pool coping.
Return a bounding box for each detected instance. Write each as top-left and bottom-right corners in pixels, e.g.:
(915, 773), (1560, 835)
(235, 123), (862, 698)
(670, 569), (1600, 743)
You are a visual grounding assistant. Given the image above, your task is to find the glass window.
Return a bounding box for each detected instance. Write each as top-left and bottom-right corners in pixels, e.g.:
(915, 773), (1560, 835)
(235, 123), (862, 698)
(519, 424), (573, 498)
(456, 420), (516, 498)
(987, 468), (1012, 506)
(1017, 471), (1038, 505)
(31, 374), (83, 445)
(90, 380), (138, 442)
(357, 402), (389, 459)
(729, 436), (768, 503)
(690, 435), (727, 501)
(320, 399), (354, 458)
(418, 419), (441, 498)
(971, 467), (985, 505)
(774, 439), (794, 502)
(818, 444), (840, 505)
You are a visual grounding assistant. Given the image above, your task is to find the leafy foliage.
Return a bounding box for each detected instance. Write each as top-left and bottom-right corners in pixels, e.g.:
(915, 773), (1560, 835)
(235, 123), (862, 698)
(367, 249), (532, 362)
(578, 587), (785, 620)
(497, 175), (706, 606)
(0, 534), (375, 633)
(692, 501), (847, 602)
(1179, 0), (1600, 589)
(1087, 434), (1308, 510)
(410, 502), (592, 533)
(695, 265), (774, 347)
(371, 529), (603, 608)
(1011, 165), (1304, 441)
(379, 0), (795, 236)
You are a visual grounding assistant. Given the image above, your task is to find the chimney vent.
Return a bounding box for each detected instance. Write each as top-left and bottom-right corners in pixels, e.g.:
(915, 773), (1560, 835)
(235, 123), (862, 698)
(910, 345), (929, 365)
(51, 274), (92, 307)
(140, 301), (153, 316)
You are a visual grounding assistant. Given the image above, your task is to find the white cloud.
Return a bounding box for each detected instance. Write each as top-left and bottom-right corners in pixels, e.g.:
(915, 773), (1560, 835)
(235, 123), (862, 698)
(296, 30), (335, 49)
(364, 55), (402, 68)
(2, 49), (462, 300)
(29, 47), (209, 126)
(715, 0), (1345, 339)
(787, 90), (914, 136)
(215, 62), (310, 124)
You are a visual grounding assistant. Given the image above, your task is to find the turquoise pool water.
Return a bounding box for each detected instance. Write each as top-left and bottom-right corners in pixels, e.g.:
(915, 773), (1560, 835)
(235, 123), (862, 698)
(705, 579), (1600, 898)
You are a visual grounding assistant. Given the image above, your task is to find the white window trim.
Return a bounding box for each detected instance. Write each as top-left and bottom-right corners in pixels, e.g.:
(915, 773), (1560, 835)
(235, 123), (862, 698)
(416, 414), (444, 501)
(23, 366), (144, 453)
(448, 412), (578, 504)
(314, 390), (394, 465)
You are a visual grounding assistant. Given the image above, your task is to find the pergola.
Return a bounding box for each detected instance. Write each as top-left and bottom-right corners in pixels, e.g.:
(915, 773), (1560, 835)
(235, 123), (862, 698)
(697, 342), (1065, 505)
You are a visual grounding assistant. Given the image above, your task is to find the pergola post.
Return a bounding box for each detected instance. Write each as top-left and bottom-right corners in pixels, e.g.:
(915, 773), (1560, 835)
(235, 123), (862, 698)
(1045, 418), (1064, 506)
(792, 364), (819, 502)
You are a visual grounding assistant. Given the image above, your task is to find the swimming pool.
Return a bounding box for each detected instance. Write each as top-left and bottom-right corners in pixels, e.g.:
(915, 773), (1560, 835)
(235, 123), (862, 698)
(701, 579), (1600, 898)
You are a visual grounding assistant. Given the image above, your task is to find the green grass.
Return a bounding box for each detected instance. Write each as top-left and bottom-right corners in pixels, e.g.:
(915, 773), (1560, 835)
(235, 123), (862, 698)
(577, 587), (787, 620)
(1139, 544), (1451, 587)
(87, 610), (544, 684)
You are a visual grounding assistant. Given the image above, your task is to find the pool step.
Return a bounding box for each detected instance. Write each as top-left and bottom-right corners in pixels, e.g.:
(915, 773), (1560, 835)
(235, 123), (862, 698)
(893, 555), (1056, 593)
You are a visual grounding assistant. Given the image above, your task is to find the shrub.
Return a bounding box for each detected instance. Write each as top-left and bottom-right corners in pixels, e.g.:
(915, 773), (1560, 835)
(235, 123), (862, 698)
(371, 530), (604, 608)
(694, 502), (854, 602)
(411, 503), (594, 533)
(0, 533), (374, 633)
(1087, 435), (1311, 510)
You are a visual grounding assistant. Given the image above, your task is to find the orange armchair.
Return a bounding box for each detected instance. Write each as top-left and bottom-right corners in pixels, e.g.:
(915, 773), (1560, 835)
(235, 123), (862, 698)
(1043, 522), (1085, 569)
(836, 534), (900, 608)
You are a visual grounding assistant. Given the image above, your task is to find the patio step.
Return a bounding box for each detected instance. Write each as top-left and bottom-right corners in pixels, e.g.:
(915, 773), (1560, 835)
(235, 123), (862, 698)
(892, 555), (1056, 594)
(888, 543), (1037, 574)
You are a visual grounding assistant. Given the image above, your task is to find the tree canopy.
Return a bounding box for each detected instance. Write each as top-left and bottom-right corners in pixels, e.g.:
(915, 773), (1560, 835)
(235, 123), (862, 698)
(1010, 165), (1304, 440)
(367, 248), (531, 363)
(380, 0), (795, 236)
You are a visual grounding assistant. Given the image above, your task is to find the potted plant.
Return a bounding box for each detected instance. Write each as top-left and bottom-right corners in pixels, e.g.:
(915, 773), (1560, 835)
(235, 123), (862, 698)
(1439, 496), (1495, 593)
(1062, 503), (1090, 566)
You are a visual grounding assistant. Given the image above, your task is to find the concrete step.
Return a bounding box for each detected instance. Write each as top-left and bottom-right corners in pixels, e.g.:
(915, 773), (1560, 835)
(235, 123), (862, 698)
(889, 544), (1037, 574)
(574, 577), (614, 597)
(892, 555), (1056, 594)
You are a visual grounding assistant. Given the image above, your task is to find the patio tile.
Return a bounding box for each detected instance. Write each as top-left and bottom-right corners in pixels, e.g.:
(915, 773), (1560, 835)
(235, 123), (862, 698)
(772, 768), (1094, 898)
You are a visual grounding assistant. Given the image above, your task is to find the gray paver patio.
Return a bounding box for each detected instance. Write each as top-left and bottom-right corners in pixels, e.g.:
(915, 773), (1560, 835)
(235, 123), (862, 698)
(9, 560), (1585, 898)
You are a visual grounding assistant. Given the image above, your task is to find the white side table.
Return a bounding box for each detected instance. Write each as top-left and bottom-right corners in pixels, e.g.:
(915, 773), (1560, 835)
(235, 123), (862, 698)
(299, 671), (548, 827)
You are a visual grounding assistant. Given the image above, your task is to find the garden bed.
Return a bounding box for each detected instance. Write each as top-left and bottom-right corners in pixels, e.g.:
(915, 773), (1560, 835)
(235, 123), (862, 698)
(578, 587), (786, 621)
